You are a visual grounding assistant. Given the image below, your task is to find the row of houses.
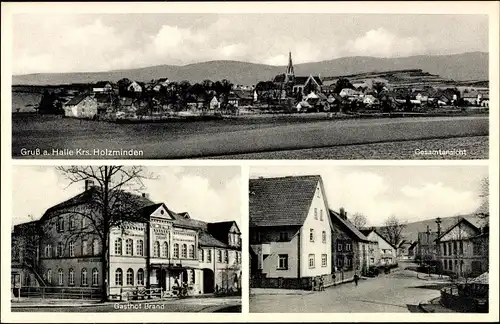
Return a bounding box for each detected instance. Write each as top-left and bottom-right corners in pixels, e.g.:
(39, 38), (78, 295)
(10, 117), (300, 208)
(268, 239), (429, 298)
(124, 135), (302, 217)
(249, 175), (398, 290)
(11, 180), (242, 298)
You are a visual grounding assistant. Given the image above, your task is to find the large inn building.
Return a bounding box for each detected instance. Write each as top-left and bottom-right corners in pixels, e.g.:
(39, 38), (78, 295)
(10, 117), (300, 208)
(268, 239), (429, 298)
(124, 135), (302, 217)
(11, 180), (242, 297)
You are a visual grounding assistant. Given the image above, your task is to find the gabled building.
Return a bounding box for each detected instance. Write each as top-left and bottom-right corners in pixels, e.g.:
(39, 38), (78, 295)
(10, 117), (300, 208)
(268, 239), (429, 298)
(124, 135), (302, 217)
(329, 209), (377, 278)
(435, 217), (487, 277)
(249, 175), (333, 289)
(11, 181), (241, 298)
(360, 229), (397, 266)
(127, 81), (143, 93)
(63, 94), (98, 119)
(416, 226), (439, 263)
(92, 81), (113, 94)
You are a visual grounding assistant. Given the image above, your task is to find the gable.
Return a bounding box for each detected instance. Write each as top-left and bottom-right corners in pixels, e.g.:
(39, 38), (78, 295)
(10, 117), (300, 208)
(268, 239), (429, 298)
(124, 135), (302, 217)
(440, 221), (479, 241)
(150, 204), (174, 220)
(229, 222), (241, 234)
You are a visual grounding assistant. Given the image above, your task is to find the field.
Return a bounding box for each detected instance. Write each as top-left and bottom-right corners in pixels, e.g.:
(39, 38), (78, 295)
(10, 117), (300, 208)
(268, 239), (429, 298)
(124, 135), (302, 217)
(12, 113), (488, 159)
(12, 92), (41, 113)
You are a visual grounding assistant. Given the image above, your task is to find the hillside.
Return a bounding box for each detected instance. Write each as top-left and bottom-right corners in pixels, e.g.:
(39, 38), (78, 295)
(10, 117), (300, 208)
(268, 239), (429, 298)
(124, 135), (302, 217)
(12, 52), (488, 86)
(375, 213), (486, 243)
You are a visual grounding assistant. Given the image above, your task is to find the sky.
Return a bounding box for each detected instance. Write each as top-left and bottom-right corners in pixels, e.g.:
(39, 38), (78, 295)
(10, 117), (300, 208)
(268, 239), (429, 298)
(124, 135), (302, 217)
(250, 165), (488, 226)
(12, 13), (488, 75)
(11, 166), (241, 228)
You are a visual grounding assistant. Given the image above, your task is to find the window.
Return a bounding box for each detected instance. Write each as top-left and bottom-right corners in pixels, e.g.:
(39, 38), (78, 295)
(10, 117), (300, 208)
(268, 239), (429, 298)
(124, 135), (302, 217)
(370, 257), (375, 264)
(115, 268), (123, 286)
(308, 254), (315, 268)
(57, 217), (64, 232)
(443, 260), (447, 270)
(81, 268), (88, 286)
(153, 241), (160, 257)
(162, 242), (168, 258)
(69, 217), (75, 230)
(57, 242), (64, 257)
(322, 231), (326, 243)
(317, 188), (320, 198)
(190, 271), (195, 284)
(81, 216), (87, 229)
(346, 243), (351, 251)
(92, 268), (99, 286)
(279, 232), (289, 241)
(58, 269), (64, 285)
(236, 251), (240, 264)
(453, 241), (457, 255)
(337, 242), (342, 251)
(217, 250), (222, 263)
(173, 244), (179, 258)
(314, 208), (318, 220)
(337, 257), (343, 268)
(320, 209), (323, 221)
(125, 239), (133, 256)
(189, 245), (195, 259)
(443, 243), (447, 256)
(114, 238), (122, 255)
(278, 254), (288, 269)
(181, 244), (187, 258)
(93, 239), (99, 255)
(448, 260), (453, 270)
(224, 250), (228, 263)
(473, 242), (481, 255)
(310, 229), (315, 242)
(70, 241), (75, 257)
(459, 241), (463, 255)
(126, 269), (134, 286)
(136, 240), (144, 256)
(46, 269), (52, 284)
(207, 249), (212, 262)
(68, 269), (75, 285)
(321, 254), (327, 267)
(82, 239), (88, 256)
(45, 244), (52, 258)
(346, 257), (352, 268)
(137, 269), (144, 285)
(199, 249), (204, 262)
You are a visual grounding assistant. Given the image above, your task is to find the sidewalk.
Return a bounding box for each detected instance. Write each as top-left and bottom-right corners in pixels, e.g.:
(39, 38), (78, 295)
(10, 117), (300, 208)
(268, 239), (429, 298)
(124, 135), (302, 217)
(249, 288), (314, 296)
(419, 297), (457, 313)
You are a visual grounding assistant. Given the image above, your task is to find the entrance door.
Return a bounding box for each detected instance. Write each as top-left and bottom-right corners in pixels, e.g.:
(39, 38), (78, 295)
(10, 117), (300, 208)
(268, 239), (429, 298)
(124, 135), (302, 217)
(158, 269), (167, 291)
(202, 269), (214, 293)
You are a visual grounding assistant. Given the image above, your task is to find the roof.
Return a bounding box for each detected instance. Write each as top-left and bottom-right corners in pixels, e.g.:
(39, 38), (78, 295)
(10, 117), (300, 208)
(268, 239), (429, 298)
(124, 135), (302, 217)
(249, 175), (321, 227)
(94, 81), (111, 87)
(198, 231), (228, 248)
(65, 93), (89, 106)
(469, 272), (488, 285)
(294, 76), (309, 85)
(360, 228), (397, 249)
(329, 210), (371, 242)
(436, 217), (480, 241)
(233, 90), (254, 100)
(207, 221), (240, 245)
(273, 74), (286, 83)
(95, 93), (114, 104)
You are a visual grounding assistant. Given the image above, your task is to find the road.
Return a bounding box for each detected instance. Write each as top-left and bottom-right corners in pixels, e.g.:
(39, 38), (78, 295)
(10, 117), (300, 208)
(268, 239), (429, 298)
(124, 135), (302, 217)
(12, 115), (488, 159)
(11, 296), (241, 313)
(249, 270), (447, 313)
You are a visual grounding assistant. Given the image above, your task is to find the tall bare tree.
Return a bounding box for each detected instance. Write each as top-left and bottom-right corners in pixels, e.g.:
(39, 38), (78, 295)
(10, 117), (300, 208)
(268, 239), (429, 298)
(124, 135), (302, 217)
(349, 213), (367, 229)
(381, 215), (407, 247)
(53, 166), (155, 301)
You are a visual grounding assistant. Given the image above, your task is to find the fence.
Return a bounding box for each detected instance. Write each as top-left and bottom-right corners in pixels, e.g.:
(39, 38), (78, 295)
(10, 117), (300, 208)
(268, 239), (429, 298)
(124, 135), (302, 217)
(12, 286), (103, 300)
(440, 286), (488, 313)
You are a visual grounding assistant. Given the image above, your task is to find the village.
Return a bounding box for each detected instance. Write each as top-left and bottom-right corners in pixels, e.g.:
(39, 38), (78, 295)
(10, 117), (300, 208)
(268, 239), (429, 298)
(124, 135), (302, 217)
(18, 52), (489, 123)
(249, 173), (490, 313)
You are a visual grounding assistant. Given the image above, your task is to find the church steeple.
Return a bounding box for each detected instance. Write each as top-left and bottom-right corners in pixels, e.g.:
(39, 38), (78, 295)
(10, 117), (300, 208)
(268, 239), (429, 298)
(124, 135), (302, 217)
(285, 51), (295, 83)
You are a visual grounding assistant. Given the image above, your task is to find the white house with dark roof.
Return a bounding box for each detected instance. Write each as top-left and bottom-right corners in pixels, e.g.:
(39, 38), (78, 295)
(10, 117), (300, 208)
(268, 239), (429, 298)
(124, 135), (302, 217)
(63, 94), (98, 119)
(360, 229), (397, 266)
(11, 180), (241, 299)
(249, 175), (332, 289)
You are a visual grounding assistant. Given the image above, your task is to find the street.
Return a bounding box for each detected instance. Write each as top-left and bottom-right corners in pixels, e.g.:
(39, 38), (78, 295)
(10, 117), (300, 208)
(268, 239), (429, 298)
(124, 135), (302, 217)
(11, 296), (241, 313)
(250, 270), (447, 313)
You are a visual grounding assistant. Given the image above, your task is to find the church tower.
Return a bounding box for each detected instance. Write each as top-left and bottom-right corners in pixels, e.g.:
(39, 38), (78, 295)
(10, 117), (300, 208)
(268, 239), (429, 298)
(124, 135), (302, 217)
(284, 51), (295, 83)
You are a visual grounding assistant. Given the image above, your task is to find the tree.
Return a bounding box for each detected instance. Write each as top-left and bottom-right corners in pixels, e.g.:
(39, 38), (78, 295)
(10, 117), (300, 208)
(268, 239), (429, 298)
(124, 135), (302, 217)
(54, 166), (155, 301)
(372, 82), (387, 98)
(381, 215), (407, 247)
(334, 78), (354, 94)
(349, 213), (367, 229)
(117, 78), (132, 97)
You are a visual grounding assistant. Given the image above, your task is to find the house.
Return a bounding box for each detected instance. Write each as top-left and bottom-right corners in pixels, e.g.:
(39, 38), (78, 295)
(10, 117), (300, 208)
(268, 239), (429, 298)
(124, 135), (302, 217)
(397, 240), (416, 260)
(249, 175), (333, 289)
(63, 94), (98, 119)
(360, 229), (397, 266)
(292, 75), (323, 97)
(339, 88), (361, 98)
(92, 81), (113, 93)
(209, 96), (220, 110)
(227, 90), (254, 107)
(11, 180), (241, 298)
(362, 94), (379, 106)
(127, 81), (143, 93)
(480, 93), (489, 107)
(415, 226), (439, 263)
(435, 217), (487, 278)
(329, 208), (377, 279)
(461, 91), (481, 105)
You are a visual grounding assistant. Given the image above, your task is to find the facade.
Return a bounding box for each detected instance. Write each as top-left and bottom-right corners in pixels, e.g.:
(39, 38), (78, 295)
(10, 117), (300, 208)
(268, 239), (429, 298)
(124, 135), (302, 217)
(11, 181), (241, 298)
(63, 94), (98, 119)
(416, 227), (439, 263)
(397, 240), (416, 260)
(249, 175), (333, 288)
(436, 218), (488, 277)
(329, 208), (377, 277)
(127, 81), (143, 93)
(361, 229), (397, 266)
(92, 82), (113, 94)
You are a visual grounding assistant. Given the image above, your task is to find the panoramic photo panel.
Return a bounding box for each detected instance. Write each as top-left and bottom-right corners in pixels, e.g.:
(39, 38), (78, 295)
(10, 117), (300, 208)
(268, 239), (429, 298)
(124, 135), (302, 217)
(10, 165), (242, 313)
(249, 165), (490, 313)
(11, 13), (489, 159)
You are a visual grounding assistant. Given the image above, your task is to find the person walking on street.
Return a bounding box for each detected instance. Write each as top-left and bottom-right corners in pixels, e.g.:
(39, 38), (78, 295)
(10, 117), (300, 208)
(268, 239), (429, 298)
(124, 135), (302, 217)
(354, 269), (360, 287)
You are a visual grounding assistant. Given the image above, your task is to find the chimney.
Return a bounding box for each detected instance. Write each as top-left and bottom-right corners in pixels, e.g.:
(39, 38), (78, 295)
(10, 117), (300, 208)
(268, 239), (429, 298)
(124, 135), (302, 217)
(141, 192), (150, 199)
(84, 179), (95, 191)
(339, 207), (346, 220)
